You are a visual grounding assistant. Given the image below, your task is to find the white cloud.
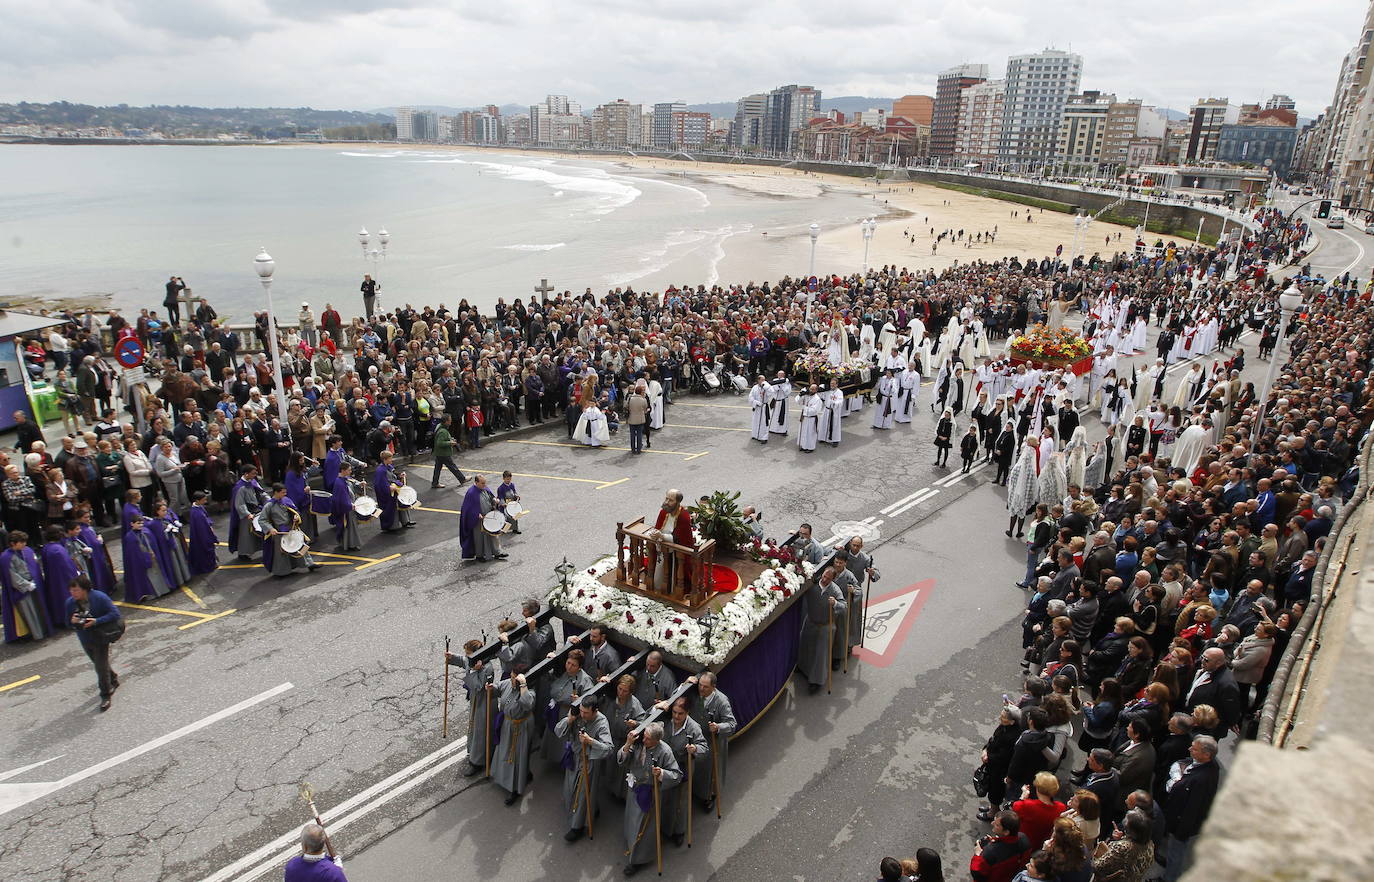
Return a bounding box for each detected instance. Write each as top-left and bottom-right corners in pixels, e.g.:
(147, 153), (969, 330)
(0, 0), (1361, 116)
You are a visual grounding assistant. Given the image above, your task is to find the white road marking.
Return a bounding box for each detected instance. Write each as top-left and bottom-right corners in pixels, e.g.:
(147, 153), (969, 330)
(881, 487), (932, 515)
(885, 489), (939, 519)
(0, 683), (294, 818)
(1307, 212), (1366, 276)
(204, 736), (471, 882)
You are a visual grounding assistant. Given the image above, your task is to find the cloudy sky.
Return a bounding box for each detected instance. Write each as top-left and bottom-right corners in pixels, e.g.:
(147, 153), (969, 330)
(0, 0), (1361, 116)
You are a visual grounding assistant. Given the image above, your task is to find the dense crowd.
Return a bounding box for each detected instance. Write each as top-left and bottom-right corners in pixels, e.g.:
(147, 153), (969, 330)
(3, 201), (1367, 880)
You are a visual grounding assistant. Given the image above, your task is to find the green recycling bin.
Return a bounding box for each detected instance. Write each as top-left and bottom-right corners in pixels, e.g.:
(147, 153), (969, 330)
(29, 382), (62, 424)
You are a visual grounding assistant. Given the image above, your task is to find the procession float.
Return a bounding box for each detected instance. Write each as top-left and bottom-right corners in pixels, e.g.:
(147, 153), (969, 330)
(1007, 324), (1094, 376)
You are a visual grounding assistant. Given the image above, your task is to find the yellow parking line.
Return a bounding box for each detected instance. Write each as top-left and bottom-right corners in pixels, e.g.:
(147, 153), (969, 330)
(673, 402), (751, 410)
(355, 553), (401, 571)
(0, 675), (40, 693)
(417, 505), (459, 515)
(311, 551), (380, 563)
(115, 601), (212, 619)
(503, 439), (706, 459)
(683, 452), (711, 462)
(663, 423), (750, 432)
(594, 478), (630, 491)
(177, 609), (237, 630)
(181, 585), (208, 609)
(458, 466), (629, 489)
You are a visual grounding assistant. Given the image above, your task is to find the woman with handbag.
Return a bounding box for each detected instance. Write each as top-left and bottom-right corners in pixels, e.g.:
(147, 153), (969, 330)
(95, 440), (125, 526)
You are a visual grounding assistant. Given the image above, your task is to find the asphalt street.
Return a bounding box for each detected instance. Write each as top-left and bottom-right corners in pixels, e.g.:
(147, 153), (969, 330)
(0, 211), (1328, 882)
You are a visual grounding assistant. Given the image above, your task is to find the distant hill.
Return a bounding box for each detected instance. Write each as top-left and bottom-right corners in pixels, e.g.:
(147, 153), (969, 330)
(1156, 108), (1191, 121)
(371, 104), (527, 117)
(0, 101), (392, 137)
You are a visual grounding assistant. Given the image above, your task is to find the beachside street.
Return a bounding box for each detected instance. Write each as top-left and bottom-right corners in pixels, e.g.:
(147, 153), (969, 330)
(0, 211), (1320, 881)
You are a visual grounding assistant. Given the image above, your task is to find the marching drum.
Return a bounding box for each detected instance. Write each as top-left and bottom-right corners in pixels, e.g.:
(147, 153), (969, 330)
(482, 510), (509, 535)
(279, 529), (309, 557)
(504, 500), (525, 519)
(310, 490), (333, 515)
(396, 485), (419, 508)
(353, 496), (378, 521)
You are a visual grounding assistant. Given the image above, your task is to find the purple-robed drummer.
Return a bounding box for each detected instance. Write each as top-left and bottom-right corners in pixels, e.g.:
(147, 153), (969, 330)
(459, 474), (505, 563)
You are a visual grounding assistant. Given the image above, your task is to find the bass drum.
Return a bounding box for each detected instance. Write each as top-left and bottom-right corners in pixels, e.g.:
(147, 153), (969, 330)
(279, 529), (309, 556)
(310, 490), (333, 515)
(504, 500), (525, 519)
(396, 485), (419, 509)
(482, 510), (509, 535)
(353, 496), (378, 521)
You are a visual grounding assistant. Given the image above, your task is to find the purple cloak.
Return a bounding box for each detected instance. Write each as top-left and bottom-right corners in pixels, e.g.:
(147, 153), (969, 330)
(78, 524), (117, 594)
(374, 464), (399, 530)
(459, 484), (488, 560)
(40, 543), (81, 612)
(1, 546), (60, 640)
(122, 501), (143, 534)
(188, 506), (219, 575)
(329, 475), (354, 542)
(122, 527), (166, 603)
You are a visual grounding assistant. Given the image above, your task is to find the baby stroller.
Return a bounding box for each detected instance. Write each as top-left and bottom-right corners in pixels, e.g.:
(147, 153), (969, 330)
(692, 355), (722, 395)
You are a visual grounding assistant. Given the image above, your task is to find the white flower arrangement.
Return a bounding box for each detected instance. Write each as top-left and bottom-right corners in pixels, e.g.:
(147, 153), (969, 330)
(547, 554), (815, 666)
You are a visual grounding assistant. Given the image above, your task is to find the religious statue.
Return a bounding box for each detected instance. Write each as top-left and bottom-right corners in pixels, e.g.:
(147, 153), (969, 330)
(1045, 292), (1081, 331)
(648, 489), (695, 593)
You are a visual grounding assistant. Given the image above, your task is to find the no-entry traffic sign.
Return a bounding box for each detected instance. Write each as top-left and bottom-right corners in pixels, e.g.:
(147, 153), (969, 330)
(115, 337), (144, 368)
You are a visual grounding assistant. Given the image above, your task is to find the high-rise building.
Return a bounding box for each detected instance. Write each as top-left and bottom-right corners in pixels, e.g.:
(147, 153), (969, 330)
(1185, 98), (1241, 161)
(670, 110), (710, 148)
(395, 107), (417, 141)
(954, 79), (1005, 162)
(530, 95), (585, 145)
(591, 100), (642, 146)
(931, 64), (988, 157)
(733, 93), (768, 148)
(763, 84), (821, 154)
(891, 95), (934, 126)
(1056, 91), (1116, 165)
(1216, 122), (1299, 177)
(1266, 94), (1297, 111)
(1100, 100), (1168, 167)
(998, 49), (1083, 164)
(653, 102), (685, 148)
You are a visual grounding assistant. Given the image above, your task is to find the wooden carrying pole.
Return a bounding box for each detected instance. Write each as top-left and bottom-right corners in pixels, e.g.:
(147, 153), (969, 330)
(826, 604), (834, 694)
(708, 730), (721, 818)
(686, 753), (693, 847)
(843, 585), (853, 673)
(442, 636), (450, 739)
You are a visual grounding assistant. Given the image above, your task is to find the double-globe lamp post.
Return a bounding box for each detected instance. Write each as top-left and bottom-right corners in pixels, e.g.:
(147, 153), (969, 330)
(1255, 283), (1305, 428)
(253, 248), (291, 433)
(805, 222), (821, 324)
(860, 217), (877, 273)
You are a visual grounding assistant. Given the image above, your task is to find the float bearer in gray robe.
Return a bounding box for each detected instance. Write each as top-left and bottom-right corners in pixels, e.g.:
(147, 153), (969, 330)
(569, 624), (622, 682)
(688, 672), (736, 811)
(542, 650), (594, 763)
(604, 674), (646, 802)
(635, 650), (676, 710)
(798, 566), (847, 694)
(618, 722), (682, 876)
(662, 698), (708, 846)
(837, 540), (872, 648)
(446, 641), (496, 777)
(554, 696), (614, 842)
(491, 673), (536, 806)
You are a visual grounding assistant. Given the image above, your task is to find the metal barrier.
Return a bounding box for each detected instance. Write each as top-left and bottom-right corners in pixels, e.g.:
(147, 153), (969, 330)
(1258, 431), (1372, 744)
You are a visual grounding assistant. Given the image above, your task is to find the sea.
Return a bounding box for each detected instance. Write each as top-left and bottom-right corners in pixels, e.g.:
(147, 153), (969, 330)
(0, 144), (883, 321)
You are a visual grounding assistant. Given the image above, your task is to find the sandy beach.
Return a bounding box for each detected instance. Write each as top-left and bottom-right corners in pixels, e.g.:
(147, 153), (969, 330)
(448, 145), (1138, 283)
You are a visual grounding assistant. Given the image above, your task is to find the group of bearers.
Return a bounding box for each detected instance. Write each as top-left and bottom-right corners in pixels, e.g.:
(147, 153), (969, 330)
(444, 602), (736, 877)
(225, 435), (419, 576)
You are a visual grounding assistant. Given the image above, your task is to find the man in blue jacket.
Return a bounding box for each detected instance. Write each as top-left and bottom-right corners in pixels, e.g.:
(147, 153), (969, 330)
(64, 576), (122, 712)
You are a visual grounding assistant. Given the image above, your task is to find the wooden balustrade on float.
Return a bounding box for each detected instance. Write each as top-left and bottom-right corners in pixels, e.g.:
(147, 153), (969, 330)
(616, 517), (717, 610)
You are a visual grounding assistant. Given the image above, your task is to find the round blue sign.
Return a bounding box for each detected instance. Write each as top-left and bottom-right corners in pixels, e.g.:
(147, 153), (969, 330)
(115, 337), (144, 368)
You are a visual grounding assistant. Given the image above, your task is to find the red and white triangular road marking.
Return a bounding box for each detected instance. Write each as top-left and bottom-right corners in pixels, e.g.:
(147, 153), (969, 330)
(852, 579), (934, 668)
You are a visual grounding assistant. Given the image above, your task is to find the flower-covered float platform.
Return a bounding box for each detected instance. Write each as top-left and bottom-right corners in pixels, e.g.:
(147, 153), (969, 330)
(548, 522), (815, 732)
(1008, 324), (1094, 375)
(788, 351), (876, 400)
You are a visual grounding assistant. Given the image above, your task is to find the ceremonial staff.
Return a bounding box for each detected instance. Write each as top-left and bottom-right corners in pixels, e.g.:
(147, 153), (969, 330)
(708, 729), (722, 819)
(653, 765), (663, 876)
(861, 560), (874, 649)
(686, 752), (693, 847)
(298, 783), (335, 859)
(581, 734), (595, 840)
(826, 602), (834, 695)
(442, 635), (450, 739)
(843, 584), (853, 673)
(484, 682), (493, 777)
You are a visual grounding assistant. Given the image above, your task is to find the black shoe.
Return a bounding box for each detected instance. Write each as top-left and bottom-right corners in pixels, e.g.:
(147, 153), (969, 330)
(807, 683), (821, 694)
(431, 484), (442, 490)
(495, 553), (509, 560)
(504, 791), (519, 806)
(701, 797), (714, 812)
(623, 864), (643, 877)
(308, 563), (322, 571)
(475, 557), (488, 562)
(670, 833), (684, 847)
(1005, 529), (1013, 537)
(564, 828), (585, 842)
(403, 522), (416, 529)
(831, 659), (841, 670)
(976, 807), (995, 822)
(462, 762), (481, 777)
(99, 698), (112, 712)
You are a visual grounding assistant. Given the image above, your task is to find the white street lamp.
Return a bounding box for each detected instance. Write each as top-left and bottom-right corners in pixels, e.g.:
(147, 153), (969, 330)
(357, 225), (390, 313)
(805, 222), (821, 324)
(860, 217), (877, 272)
(253, 248), (291, 435)
(1255, 283), (1304, 428)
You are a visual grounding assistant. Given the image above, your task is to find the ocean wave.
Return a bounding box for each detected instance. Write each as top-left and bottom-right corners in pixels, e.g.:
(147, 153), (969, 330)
(339, 151), (402, 158)
(605, 222), (750, 288)
(443, 157), (641, 216)
(501, 243), (567, 252)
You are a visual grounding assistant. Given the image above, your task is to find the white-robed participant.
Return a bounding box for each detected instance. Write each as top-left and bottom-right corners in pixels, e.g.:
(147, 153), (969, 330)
(748, 376), (769, 443)
(872, 370), (897, 430)
(1037, 449), (1069, 508)
(877, 322), (899, 359)
(1171, 363), (1206, 408)
(1138, 358), (1166, 411)
(1129, 315), (1149, 354)
(573, 402), (611, 447)
(825, 320), (850, 366)
(883, 346), (905, 374)
(1004, 436), (1040, 536)
(766, 373), (792, 436)
(895, 362), (921, 424)
(819, 380), (844, 446)
(1172, 419), (1210, 474)
(1064, 426), (1089, 488)
(797, 385), (822, 452)
(858, 323), (877, 363)
(646, 377), (666, 430)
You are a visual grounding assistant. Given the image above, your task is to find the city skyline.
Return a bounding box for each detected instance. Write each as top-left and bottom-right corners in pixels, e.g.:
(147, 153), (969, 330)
(0, 1), (1360, 117)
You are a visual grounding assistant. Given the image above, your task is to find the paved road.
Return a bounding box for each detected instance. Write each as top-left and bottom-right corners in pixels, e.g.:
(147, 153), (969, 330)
(0, 226), (1322, 881)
